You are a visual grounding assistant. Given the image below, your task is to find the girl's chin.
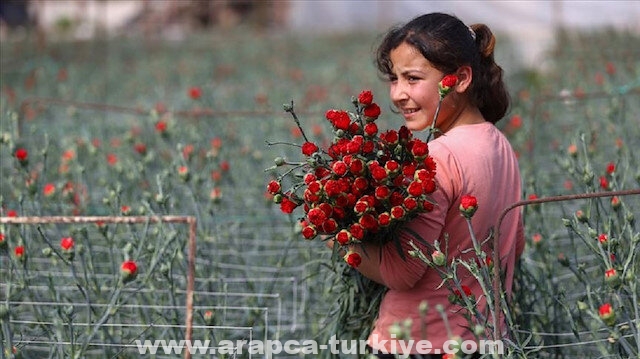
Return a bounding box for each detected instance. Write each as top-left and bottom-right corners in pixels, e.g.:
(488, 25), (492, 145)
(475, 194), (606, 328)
(404, 121), (432, 132)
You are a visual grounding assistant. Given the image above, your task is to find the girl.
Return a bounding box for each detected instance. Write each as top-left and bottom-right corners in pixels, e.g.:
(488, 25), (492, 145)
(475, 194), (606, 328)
(344, 12), (525, 358)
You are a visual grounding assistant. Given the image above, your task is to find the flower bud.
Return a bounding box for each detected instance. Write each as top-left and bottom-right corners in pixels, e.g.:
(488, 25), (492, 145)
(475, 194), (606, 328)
(431, 250), (446, 266)
(0, 232), (6, 249)
(203, 310), (215, 325)
(418, 301), (429, 316)
(459, 195), (478, 219)
(604, 268), (620, 287)
(343, 250), (361, 268)
(120, 260), (138, 283)
(60, 237), (75, 261)
(598, 303), (615, 326)
(274, 157), (285, 166)
(577, 301), (588, 311)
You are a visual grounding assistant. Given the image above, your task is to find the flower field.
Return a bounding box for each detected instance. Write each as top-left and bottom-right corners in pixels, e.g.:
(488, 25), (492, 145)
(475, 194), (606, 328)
(1, 27), (639, 358)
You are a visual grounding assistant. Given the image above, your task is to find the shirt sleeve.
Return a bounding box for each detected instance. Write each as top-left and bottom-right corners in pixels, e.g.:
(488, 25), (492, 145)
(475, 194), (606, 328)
(378, 147), (456, 291)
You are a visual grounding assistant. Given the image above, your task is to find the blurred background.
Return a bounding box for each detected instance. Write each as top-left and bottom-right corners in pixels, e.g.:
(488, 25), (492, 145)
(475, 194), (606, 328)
(2, 0), (640, 68)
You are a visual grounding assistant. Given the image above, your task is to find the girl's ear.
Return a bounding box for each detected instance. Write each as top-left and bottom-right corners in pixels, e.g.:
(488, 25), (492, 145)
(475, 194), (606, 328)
(454, 65), (473, 93)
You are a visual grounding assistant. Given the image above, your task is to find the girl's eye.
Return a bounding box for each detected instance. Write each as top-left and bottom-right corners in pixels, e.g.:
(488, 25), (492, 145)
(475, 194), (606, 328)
(407, 76), (420, 82)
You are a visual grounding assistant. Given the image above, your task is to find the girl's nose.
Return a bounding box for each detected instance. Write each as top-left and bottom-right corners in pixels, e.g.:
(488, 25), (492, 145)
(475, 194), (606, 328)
(390, 82), (408, 104)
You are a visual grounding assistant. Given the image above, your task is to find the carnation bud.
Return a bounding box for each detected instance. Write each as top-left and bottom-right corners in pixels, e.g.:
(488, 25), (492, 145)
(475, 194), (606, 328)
(418, 301), (429, 316)
(203, 310), (215, 325)
(604, 268), (620, 287)
(120, 260), (138, 283)
(610, 196), (621, 210)
(274, 157), (286, 166)
(598, 303), (615, 326)
(343, 250), (361, 268)
(459, 195), (478, 219)
(575, 210), (589, 223)
(431, 251), (446, 266)
(577, 301), (588, 311)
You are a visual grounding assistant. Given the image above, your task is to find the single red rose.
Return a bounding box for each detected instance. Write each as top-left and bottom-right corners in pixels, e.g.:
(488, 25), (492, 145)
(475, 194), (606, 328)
(374, 185), (391, 200)
(410, 140), (429, 159)
(307, 207), (327, 226)
(349, 223), (365, 240)
(378, 212), (391, 227)
(364, 122), (378, 137)
(403, 197), (418, 211)
(407, 181), (423, 197)
(390, 205), (405, 220)
(333, 111), (351, 131)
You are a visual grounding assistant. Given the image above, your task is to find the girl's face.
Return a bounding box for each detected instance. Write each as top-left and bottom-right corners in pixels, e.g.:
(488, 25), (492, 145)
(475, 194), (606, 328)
(388, 42), (454, 132)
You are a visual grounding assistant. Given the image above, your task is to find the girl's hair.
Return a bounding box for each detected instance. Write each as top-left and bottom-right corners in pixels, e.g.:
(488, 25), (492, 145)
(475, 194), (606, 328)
(376, 13), (509, 123)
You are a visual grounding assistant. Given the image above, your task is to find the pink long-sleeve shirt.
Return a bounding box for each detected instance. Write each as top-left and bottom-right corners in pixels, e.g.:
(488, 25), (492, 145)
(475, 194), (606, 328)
(368, 121), (524, 354)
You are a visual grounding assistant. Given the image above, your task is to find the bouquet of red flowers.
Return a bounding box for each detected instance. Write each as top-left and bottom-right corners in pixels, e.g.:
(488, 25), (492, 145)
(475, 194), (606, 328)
(267, 91), (438, 264)
(266, 76), (457, 350)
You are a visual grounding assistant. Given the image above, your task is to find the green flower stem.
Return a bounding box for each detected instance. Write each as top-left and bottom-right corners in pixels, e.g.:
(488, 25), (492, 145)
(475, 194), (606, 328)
(284, 101), (310, 144)
(424, 99), (444, 143)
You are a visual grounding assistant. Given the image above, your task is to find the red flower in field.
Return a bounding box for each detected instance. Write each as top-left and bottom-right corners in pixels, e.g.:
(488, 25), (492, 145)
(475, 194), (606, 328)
(604, 267), (620, 286)
(605, 162), (615, 175)
(575, 209), (588, 222)
(14, 148), (28, 164)
(343, 251), (361, 268)
(134, 142), (147, 155)
(178, 166), (190, 181)
(60, 237), (75, 260)
(610, 196), (621, 210)
(182, 144), (194, 160)
(121, 205), (131, 215)
(14, 245), (25, 261)
(106, 153), (118, 166)
(211, 137), (222, 149)
(155, 120), (167, 133)
(599, 176), (610, 190)
(203, 310), (215, 325)
(5, 210), (17, 217)
(43, 183), (56, 197)
(357, 90), (373, 105)
(598, 233), (608, 245)
(220, 161), (230, 172)
(605, 61), (616, 75)
(120, 260), (138, 283)
(301, 142), (319, 156)
(598, 303), (615, 325)
(567, 144), (578, 157)
(209, 188), (222, 202)
(0, 233), (6, 248)
(188, 86), (202, 100)
(532, 233), (542, 245)
(459, 194), (478, 219)
(509, 115), (522, 130)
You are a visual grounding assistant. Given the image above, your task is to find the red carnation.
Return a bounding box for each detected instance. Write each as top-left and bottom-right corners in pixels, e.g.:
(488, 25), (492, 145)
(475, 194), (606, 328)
(120, 260), (138, 283)
(403, 197), (418, 211)
(344, 251), (362, 268)
(363, 103), (381, 119)
(13, 245), (26, 262)
(390, 206), (405, 220)
(378, 212), (391, 227)
(358, 90), (373, 105)
(410, 140), (429, 159)
(266, 180), (281, 194)
(606, 162), (615, 175)
(459, 195), (478, 219)
(349, 223), (365, 240)
(307, 207), (327, 226)
(301, 142), (319, 156)
(15, 148), (28, 164)
(438, 74), (458, 98)
(364, 122), (378, 137)
(60, 237), (74, 250)
(407, 180), (424, 197)
(188, 86), (202, 100)
(598, 303), (615, 326)
(155, 120), (167, 133)
(335, 229), (351, 245)
(302, 225), (317, 239)
(332, 161), (348, 176)
(279, 197), (298, 214)
(453, 284), (473, 299)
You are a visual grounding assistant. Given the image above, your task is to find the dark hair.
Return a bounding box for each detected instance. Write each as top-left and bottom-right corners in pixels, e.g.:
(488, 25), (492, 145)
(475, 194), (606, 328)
(376, 13), (509, 123)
